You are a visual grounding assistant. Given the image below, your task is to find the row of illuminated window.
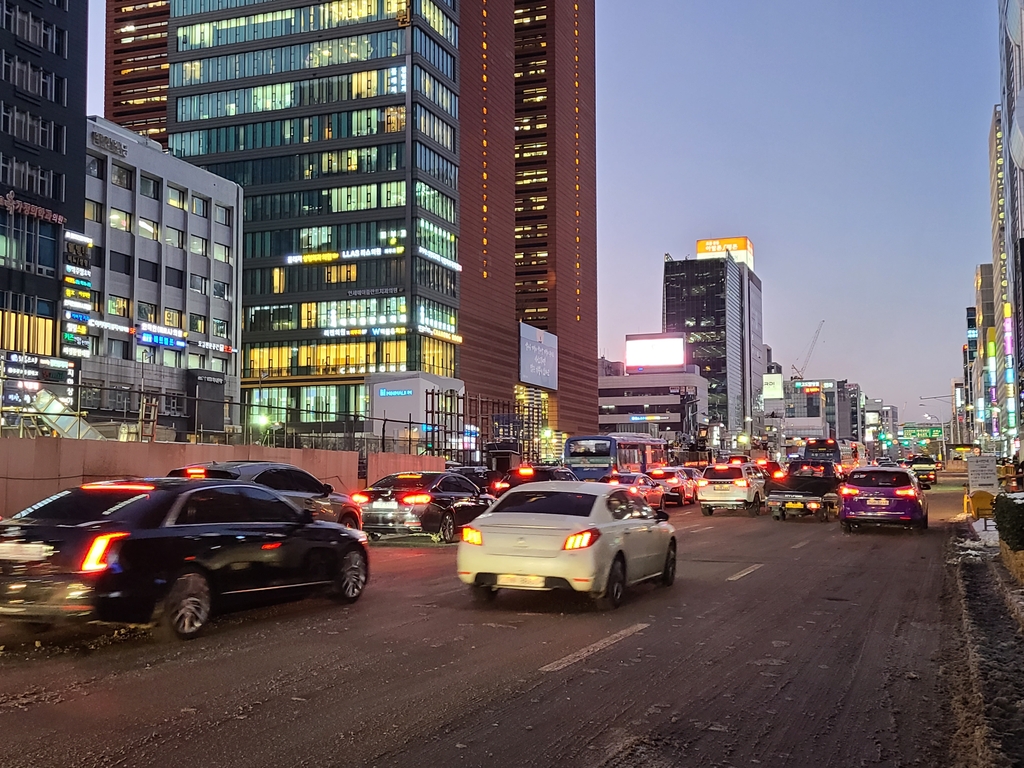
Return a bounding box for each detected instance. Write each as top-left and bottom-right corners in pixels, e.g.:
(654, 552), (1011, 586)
(414, 181), (456, 225)
(415, 296), (456, 334)
(175, 65), (406, 122)
(105, 295), (231, 339)
(242, 180), (405, 223)
(87, 202), (233, 263)
(0, 103), (64, 152)
(246, 296), (408, 332)
(412, 255), (456, 299)
(243, 260), (395, 296)
(2, 3), (67, 55)
(102, 340), (230, 375)
(171, 30), (404, 87)
(413, 65), (457, 118)
(245, 339), (409, 378)
(514, 114), (548, 132)
(415, 217), (457, 262)
(414, 141), (457, 191)
(2, 52), (66, 104)
(0, 307), (54, 357)
(175, 0), (405, 49)
(202, 143), (403, 187)
(0, 154), (62, 201)
(414, 0), (456, 47)
(0, 215), (59, 279)
(247, 383), (370, 422)
(515, 168), (548, 185)
(412, 26), (453, 80)
(415, 103), (455, 152)
(245, 219), (405, 259)
(169, 106), (405, 157)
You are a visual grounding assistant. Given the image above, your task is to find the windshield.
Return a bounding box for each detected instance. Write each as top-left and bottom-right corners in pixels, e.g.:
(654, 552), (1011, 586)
(489, 491), (595, 517)
(371, 474), (439, 490)
(847, 471), (913, 488)
(703, 466), (744, 479)
(12, 488), (151, 523)
(566, 439), (611, 457)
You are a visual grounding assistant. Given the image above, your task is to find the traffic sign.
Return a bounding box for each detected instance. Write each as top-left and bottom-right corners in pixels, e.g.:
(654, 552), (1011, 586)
(901, 427), (943, 440)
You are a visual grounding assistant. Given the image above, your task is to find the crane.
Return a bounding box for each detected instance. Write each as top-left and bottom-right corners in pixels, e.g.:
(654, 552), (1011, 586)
(791, 320), (825, 379)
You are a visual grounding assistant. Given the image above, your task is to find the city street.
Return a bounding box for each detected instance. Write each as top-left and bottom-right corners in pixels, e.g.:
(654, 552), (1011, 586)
(0, 487), (965, 768)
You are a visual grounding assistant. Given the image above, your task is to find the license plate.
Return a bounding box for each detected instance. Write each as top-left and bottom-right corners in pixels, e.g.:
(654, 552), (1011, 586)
(373, 501), (398, 510)
(867, 498), (889, 506)
(496, 574), (545, 588)
(785, 502), (804, 509)
(0, 542), (51, 562)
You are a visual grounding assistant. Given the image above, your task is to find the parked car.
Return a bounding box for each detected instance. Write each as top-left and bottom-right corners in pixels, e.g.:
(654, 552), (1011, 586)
(597, 472), (667, 512)
(450, 466), (504, 493)
(0, 479), (369, 639)
(839, 468), (928, 533)
(492, 465), (578, 496)
(647, 467), (696, 505)
(457, 481), (676, 609)
(168, 461), (362, 529)
(355, 472), (495, 543)
(697, 463), (766, 517)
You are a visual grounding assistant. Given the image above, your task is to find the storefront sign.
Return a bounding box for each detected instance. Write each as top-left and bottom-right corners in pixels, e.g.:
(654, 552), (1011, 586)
(0, 191), (66, 224)
(138, 322), (185, 339)
(194, 340), (235, 354)
(90, 131), (128, 157)
(87, 318), (131, 333)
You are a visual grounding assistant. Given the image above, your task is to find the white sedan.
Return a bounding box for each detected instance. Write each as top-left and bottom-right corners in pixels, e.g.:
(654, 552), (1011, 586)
(457, 481), (676, 609)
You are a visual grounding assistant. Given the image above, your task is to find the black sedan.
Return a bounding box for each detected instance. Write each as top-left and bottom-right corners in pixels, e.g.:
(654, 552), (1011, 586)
(0, 479), (369, 640)
(355, 472), (495, 543)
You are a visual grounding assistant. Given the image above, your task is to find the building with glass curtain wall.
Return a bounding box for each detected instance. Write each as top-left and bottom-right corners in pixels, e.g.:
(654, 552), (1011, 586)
(165, 0), (461, 425)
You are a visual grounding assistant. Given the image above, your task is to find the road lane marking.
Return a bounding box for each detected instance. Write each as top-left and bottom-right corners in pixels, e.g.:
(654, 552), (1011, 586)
(691, 526), (714, 532)
(680, 524), (703, 529)
(726, 564), (764, 581)
(791, 540), (810, 549)
(539, 623), (649, 673)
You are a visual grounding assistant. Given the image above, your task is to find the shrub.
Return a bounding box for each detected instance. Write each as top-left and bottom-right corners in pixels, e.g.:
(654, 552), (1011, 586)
(994, 494), (1024, 551)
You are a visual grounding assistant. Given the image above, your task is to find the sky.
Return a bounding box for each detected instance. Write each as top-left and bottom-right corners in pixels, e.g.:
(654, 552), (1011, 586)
(86, 0), (999, 424)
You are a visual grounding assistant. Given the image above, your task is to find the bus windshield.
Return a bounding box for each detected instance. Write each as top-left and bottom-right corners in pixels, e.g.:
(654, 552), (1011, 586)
(567, 439), (611, 457)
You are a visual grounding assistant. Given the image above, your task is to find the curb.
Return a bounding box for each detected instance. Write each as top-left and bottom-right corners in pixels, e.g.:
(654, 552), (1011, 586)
(988, 556), (1024, 636)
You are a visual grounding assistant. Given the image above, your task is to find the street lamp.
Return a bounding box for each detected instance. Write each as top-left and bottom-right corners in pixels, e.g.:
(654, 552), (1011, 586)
(920, 412), (948, 463)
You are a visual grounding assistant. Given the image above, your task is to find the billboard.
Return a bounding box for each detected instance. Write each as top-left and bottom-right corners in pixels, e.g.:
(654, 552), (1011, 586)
(519, 323), (558, 390)
(696, 237), (754, 270)
(625, 333), (686, 371)
(762, 373), (784, 400)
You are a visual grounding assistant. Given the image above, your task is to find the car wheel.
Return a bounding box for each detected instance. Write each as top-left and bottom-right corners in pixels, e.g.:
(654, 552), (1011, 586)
(338, 511), (359, 529)
(747, 496), (760, 517)
(368, 532), (382, 541)
(701, 506), (713, 516)
(660, 541), (676, 586)
(331, 547), (368, 603)
(439, 512), (456, 544)
(779, 510), (787, 521)
(841, 522), (852, 534)
(470, 585), (498, 604)
(659, 496), (666, 514)
(159, 570), (212, 641)
(594, 557), (626, 610)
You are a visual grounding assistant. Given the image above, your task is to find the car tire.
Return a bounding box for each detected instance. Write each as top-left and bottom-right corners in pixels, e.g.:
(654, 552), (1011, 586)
(470, 585), (499, 604)
(338, 511), (360, 529)
(701, 505), (713, 516)
(660, 541), (676, 586)
(747, 496), (760, 517)
(594, 557), (626, 610)
(439, 512), (456, 544)
(841, 521), (853, 534)
(368, 532), (382, 541)
(158, 570), (212, 641)
(659, 496), (666, 514)
(331, 546), (368, 603)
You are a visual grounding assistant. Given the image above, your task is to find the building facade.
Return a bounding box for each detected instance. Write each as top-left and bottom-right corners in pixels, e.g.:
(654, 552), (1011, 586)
(990, 104), (1017, 449)
(965, 306), (978, 444)
(512, 0), (598, 436)
(762, 379), (829, 441)
(165, 0), (462, 428)
(105, 0), (170, 147)
(974, 263), (998, 445)
(598, 367), (709, 441)
(82, 117), (243, 432)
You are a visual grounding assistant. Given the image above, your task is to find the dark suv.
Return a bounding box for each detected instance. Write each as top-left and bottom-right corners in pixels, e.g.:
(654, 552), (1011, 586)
(493, 465), (578, 496)
(450, 466), (504, 492)
(168, 462), (362, 529)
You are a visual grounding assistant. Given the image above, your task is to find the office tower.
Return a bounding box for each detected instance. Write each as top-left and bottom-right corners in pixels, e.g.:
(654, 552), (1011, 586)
(663, 241), (764, 446)
(106, 0), (170, 146)
(512, 0), (598, 436)
(975, 263), (997, 443)
(82, 117), (243, 432)
(166, 0), (461, 424)
(965, 306), (978, 443)
(990, 105), (1016, 448)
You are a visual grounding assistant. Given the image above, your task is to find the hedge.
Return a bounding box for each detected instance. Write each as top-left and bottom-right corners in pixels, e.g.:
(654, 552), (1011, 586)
(994, 494), (1024, 551)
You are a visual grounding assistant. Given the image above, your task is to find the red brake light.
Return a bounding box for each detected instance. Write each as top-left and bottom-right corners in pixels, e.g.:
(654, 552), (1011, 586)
(563, 528), (601, 550)
(667, 477), (680, 485)
(730, 458), (743, 464)
(628, 486), (639, 495)
(650, 469), (665, 477)
(462, 527), (483, 545)
(352, 492), (370, 504)
(517, 466), (535, 477)
(493, 481), (510, 491)
(895, 488), (917, 498)
(827, 439), (835, 444)
(697, 479), (709, 487)
(839, 485), (860, 496)
(606, 479), (620, 485)
(401, 493), (433, 505)
(80, 532), (129, 572)
(772, 470), (785, 479)
(733, 479), (749, 488)
(185, 467), (207, 479)
(81, 483), (156, 492)
(756, 459), (767, 466)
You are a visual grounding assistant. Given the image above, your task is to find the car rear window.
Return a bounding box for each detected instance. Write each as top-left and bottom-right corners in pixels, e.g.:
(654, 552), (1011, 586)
(489, 491), (596, 517)
(598, 474), (637, 483)
(787, 462), (835, 478)
(11, 488), (157, 523)
(910, 458), (935, 465)
(847, 471), (913, 488)
(703, 466), (743, 479)
(371, 473), (438, 490)
(648, 469), (677, 479)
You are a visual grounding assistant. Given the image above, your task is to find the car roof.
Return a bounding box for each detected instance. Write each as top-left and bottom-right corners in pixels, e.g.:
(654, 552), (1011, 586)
(500, 480), (611, 497)
(82, 478), (255, 492)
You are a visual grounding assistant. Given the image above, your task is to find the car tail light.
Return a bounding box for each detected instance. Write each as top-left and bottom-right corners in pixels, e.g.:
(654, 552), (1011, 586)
(628, 486), (639, 495)
(401, 493), (433, 505)
(807, 502), (821, 510)
(606, 479), (620, 485)
(650, 469), (665, 477)
(185, 467), (207, 479)
(462, 527), (483, 546)
(81, 482), (156, 492)
(517, 466), (535, 477)
(772, 470), (785, 479)
(80, 532), (129, 573)
(839, 485), (860, 496)
(493, 481), (510, 491)
(756, 459), (767, 466)
(733, 479), (749, 488)
(895, 488), (917, 498)
(351, 492), (370, 504)
(730, 458), (743, 465)
(563, 528), (601, 550)
(697, 479), (709, 487)
(667, 477), (680, 485)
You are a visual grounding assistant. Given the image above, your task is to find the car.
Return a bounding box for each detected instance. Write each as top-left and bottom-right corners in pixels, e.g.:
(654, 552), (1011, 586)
(697, 463), (766, 517)
(450, 466), (505, 493)
(721, 454), (752, 466)
(457, 481), (676, 609)
(906, 456), (938, 487)
(0, 479), (369, 639)
(648, 467), (696, 505)
(839, 468), (928, 533)
(597, 472), (667, 511)
(754, 459), (785, 479)
(876, 457), (898, 467)
(355, 472), (495, 543)
(168, 461), (362, 529)
(492, 465), (578, 496)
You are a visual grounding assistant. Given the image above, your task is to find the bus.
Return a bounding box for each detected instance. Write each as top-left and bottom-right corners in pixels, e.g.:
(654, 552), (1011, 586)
(563, 434), (669, 481)
(803, 438), (865, 470)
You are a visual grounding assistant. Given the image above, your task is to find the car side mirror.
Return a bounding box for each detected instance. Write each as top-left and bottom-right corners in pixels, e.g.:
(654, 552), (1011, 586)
(656, 510), (670, 522)
(322, 483), (334, 496)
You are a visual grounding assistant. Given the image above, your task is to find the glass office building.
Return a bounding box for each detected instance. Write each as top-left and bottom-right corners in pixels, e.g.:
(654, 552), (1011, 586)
(166, 0), (460, 423)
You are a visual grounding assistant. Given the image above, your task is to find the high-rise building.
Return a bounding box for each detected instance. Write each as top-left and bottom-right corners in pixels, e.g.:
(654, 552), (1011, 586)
(512, 0), (598, 436)
(990, 105), (1016, 449)
(663, 248), (765, 446)
(165, 0), (462, 425)
(965, 306), (978, 443)
(0, 0), (87, 361)
(974, 263), (997, 444)
(105, 0), (170, 146)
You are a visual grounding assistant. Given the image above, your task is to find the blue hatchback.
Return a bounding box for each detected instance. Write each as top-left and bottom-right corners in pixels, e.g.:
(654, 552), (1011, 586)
(838, 468), (928, 533)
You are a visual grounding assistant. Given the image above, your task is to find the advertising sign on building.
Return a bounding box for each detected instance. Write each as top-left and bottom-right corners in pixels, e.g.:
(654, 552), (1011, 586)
(696, 237), (754, 269)
(762, 373), (784, 400)
(519, 323), (558, 390)
(624, 333), (686, 372)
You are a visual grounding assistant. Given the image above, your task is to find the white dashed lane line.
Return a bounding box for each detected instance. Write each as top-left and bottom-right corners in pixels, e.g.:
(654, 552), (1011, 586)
(792, 540), (810, 549)
(539, 623), (650, 673)
(726, 563), (765, 581)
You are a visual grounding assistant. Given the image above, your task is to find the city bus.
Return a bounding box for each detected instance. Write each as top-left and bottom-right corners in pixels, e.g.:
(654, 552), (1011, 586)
(803, 438), (865, 470)
(563, 434), (669, 481)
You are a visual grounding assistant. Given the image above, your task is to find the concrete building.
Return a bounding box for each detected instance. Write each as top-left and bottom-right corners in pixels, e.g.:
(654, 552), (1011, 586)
(598, 366), (709, 442)
(105, 0), (170, 146)
(964, 306), (978, 444)
(974, 263), (998, 445)
(990, 105), (1017, 450)
(82, 117), (243, 434)
(763, 379), (829, 442)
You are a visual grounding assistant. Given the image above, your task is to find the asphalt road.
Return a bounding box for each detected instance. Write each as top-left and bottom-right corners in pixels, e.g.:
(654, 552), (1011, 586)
(0, 484), (966, 768)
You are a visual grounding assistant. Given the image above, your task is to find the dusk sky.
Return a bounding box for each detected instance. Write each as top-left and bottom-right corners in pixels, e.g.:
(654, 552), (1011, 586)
(86, 0), (999, 423)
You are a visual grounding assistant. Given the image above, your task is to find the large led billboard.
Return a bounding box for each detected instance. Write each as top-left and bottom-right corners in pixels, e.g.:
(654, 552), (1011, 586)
(519, 323), (558, 390)
(625, 333), (686, 371)
(696, 237), (754, 270)
(762, 373), (784, 400)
